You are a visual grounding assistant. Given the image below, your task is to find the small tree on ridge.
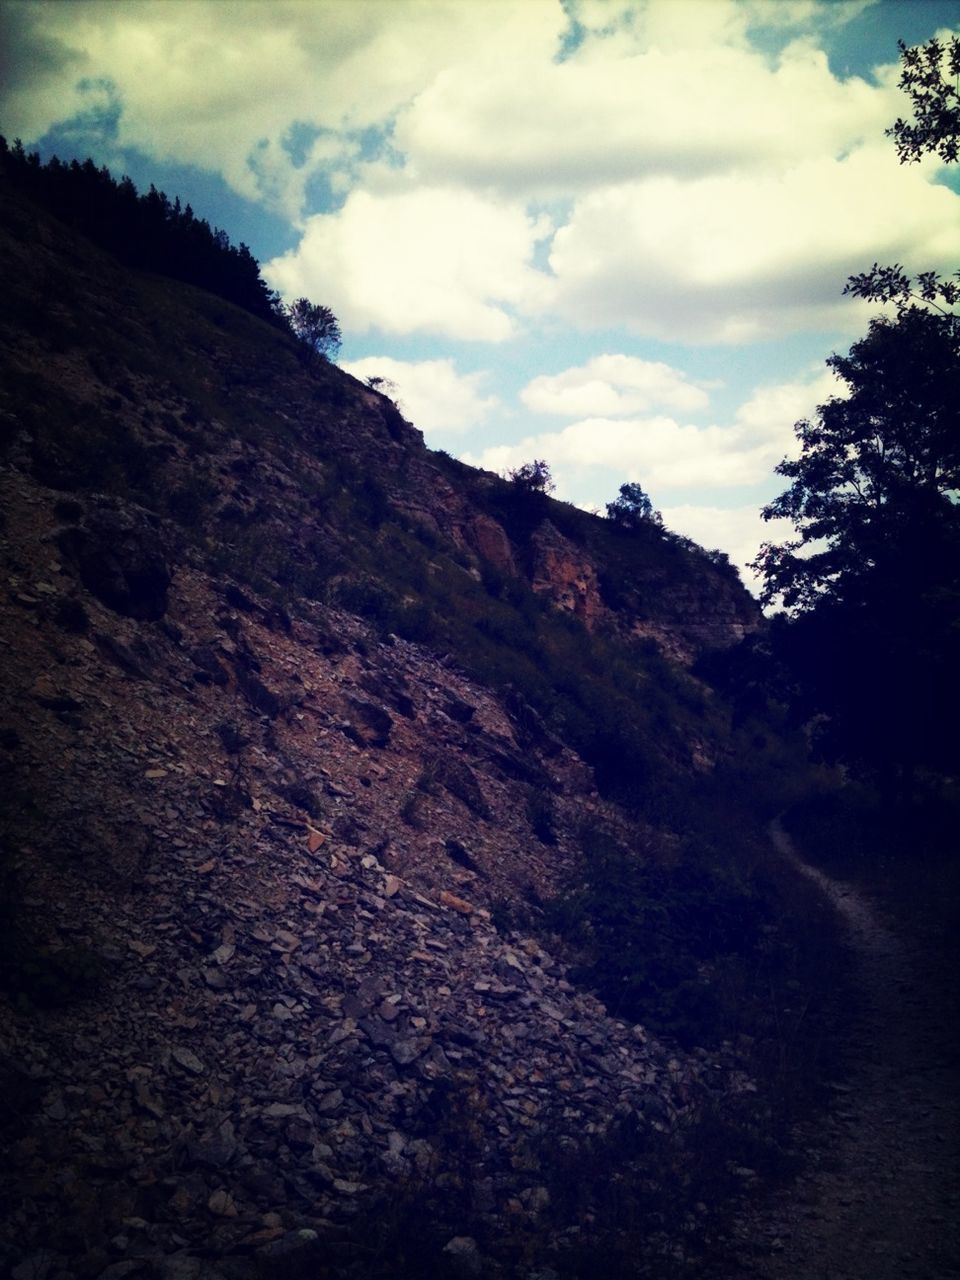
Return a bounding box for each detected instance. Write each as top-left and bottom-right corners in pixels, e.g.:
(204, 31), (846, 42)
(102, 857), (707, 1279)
(285, 297), (341, 362)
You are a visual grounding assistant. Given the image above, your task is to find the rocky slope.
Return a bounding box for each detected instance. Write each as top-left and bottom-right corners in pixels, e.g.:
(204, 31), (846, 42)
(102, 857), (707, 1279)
(0, 177), (770, 1278)
(0, 467), (762, 1278)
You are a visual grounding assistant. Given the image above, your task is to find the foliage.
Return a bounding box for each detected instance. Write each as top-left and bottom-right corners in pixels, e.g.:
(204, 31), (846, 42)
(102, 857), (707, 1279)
(284, 297), (341, 361)
(753, 307), (960, 785)
(889, 35), (960, 165)
(753, 307), (960, 611)
(752, 36), (960, 792)
(508, 458), (555, 495)
(0, 136), (289, 331)
(547, 827), (769, 1046)
(845, 261), (960, 314)
(845, 37), (960, 314)
(605, 481), (663, 529)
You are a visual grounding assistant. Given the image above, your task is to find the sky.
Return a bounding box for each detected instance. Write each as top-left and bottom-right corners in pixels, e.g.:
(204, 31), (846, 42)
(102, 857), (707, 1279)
(3, 0), (960, 591)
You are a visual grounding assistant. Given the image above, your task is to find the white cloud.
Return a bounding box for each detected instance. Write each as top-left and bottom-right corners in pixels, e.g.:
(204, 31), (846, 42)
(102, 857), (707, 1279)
(1, 0), (565, 217)
(339, 356), (498, 434)
(657, 503), (795, 592)
(394, 17), (894, 195)
(5, 0), (958, 349)
(521, 354), (710, 416)
(467, 415), (780, 489)
(547, 145), (960, 342)
(265, 187), (552, 341)
(466, 363), (841, 492)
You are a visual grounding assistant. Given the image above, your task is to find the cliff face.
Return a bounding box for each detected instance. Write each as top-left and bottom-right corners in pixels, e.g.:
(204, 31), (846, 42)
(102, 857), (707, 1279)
(389, 461), (758, 668)
(0, 182), (766, 1276)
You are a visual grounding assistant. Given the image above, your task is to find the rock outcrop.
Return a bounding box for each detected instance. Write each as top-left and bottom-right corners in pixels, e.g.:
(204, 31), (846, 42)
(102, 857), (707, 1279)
(0, 177), (764, 1278)
(0, 470), (752, 1278)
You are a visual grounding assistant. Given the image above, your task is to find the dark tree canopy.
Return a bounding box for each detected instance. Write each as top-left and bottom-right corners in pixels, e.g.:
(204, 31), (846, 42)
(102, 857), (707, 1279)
(508, 459), (555, 495)
(754, 307), (960, 612)
(753, 307), (960, 788)
(606, 481), (662, 530)
(846, 37), (960, 314)
(888, 35), (960, 166)
(0, 137), (344, 346)
(285, 298), (342, 361)
(748, 36), (960, 794)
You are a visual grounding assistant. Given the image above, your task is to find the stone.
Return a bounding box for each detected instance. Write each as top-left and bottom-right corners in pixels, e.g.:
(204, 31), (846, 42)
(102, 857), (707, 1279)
(208, 1189), (238, 1218)
(237, 669), (283, 719)
(185, 1120), (237, 1168)
(93, 1264), (143, 1280)
(342, 698), (393, 749)
(439, 890), (475, 916)
(94, 632), (157, 679)
(171, 1046), (204, 1074)
(254, 1229), (321, 1278)
(427, 754), (491, 820)
(158, 1257), (203, 1280)
(390, 1038), (428, 1067)
(132, 1081), (164, 1120)
(57, 507), (171, 621)
(441, 1236), (484, 1278)
(12, 1253), (58, 1280)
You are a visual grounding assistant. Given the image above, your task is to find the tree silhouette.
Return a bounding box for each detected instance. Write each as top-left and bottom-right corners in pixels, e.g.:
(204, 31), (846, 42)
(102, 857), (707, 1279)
(0, 137), (292, 332)
(753, 309), (960, 792)
(846, 37), (960, 314)
(606, 482), (663, 530)
(508, 459), (555, 495)
(754, 308), (960, 612)
(749, 38), (960, 796)
(284, 298), (342, 362)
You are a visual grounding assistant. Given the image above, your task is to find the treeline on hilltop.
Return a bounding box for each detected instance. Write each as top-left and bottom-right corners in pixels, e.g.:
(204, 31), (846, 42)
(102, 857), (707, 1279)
(0, 136), (287, 332)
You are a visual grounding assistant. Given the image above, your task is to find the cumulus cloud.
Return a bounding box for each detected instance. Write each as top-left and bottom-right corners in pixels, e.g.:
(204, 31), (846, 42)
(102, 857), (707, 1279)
(657, 503), (795, 592)
(265, 187), (552, 341)
(547, 145), (960, 342)
(468, 416), (779, 489)
(521, 354), (710, 416)
(396, 22), (893, 195)
(570, 0), (877, 55)
(467, 363), (842, 492)
(5, 0), (958, 347)
(339, 356), (498, 434)
(467, 355), (833, 590)
(0, 0), (564, 217)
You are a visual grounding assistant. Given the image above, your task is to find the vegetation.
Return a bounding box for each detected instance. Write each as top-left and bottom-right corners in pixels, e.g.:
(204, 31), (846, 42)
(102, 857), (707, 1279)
(750, 37), (960, 798)
(508, 458), (555, 494)
(0, 136), (338, 348)
(284, 296), (342, 362)
(605, 481), (663, 530)
(888, 35), (960, 168)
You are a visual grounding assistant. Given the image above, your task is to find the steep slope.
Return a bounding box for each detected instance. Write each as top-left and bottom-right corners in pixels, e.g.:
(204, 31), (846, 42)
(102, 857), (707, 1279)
(0, 171), (757, 670)
(0, 176), (812, 1278)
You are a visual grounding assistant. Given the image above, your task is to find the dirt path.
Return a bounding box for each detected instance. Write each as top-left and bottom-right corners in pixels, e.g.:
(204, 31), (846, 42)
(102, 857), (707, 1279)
(731, 820), (960, 1280)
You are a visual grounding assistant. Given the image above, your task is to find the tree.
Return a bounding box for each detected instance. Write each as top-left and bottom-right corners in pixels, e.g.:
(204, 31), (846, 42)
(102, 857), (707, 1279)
(753, 307), (960, 612)
(846, 37), (960, 314)
(284, 297), (341, 362)
(752, 37), (960, 795)
(605, 481), (663, 530)
(508, 459), (555, 495)
(753, 308), (960, 790)
(889, 35), (960, 166)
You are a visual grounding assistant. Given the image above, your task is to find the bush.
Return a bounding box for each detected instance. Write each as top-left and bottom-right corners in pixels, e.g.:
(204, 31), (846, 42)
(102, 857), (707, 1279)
(547, 828), (767, 1045)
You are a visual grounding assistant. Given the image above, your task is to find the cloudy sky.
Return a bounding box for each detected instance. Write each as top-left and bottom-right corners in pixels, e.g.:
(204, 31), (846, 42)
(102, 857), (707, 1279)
(3, 0), (959, 589)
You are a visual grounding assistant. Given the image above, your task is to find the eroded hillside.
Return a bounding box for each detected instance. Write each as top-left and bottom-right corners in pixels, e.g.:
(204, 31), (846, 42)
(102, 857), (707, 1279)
(0, 175), (829, 1278)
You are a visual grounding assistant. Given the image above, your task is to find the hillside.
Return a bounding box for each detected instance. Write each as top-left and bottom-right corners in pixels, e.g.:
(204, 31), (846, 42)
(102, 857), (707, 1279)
(0, 172), (835, 1279)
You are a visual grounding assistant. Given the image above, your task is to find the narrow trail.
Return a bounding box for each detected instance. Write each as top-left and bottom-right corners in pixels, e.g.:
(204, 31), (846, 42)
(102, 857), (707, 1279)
(731, 820), (960, 1279)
